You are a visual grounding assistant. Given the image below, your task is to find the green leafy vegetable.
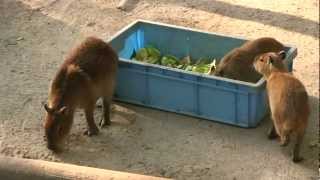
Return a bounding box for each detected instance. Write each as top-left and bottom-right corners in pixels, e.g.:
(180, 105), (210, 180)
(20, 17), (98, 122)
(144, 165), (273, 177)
(134, 47), (161, 64)
(132, 46), (217, 74)
(192, 64), (211, 73)
(134, 48), (149, 61)
(160, 55), (179, 67)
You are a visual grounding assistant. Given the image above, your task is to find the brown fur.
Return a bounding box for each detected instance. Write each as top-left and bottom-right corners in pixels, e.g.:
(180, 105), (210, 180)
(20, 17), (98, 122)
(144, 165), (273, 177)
(253, 51), (309, 162)
(43, 37), (118, 152)
(211, 37), (284, 83)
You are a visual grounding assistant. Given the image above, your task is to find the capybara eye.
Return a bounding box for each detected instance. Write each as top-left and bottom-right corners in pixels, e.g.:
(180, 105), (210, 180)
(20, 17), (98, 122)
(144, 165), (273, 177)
(260, 59), (263, 62)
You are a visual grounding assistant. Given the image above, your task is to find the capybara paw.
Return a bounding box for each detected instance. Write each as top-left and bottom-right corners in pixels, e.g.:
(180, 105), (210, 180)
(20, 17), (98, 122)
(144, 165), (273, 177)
(83, 127), (99, 136)
(47, 144), (62, 153)
(293, 156), (303, 163)
(99, 119), (111, 128)
(280, 138), (289, 147)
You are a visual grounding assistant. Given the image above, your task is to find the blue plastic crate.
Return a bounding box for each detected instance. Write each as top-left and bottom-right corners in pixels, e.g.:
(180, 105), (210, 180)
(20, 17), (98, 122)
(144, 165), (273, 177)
(108, 20), (297, 128)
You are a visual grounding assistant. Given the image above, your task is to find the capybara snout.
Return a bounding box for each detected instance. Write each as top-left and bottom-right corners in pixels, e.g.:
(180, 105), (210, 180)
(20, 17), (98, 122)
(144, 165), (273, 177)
(44, 104), (72, 152)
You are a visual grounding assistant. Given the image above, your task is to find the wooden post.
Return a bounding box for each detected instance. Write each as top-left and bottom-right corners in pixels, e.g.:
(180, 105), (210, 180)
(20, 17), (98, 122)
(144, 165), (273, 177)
(0, 156), (170, 180)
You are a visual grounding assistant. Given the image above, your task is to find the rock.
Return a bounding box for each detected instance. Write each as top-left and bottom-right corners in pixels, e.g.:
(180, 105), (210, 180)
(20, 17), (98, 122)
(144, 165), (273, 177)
(142, 144), (153, 150)
(86, 22), (96, 27)
(159, 168), (166, 176)
(4, 36), (24, 46)
(13, 149), (21, 156)
(117, 0), (138, 11)
(16, 37), (24, 41)
(308, 140), (319, 148)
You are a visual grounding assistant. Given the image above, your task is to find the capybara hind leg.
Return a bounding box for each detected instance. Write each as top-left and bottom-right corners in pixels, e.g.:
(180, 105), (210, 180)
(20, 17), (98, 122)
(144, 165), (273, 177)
(279, 128), (290, 147)
(84, 105), (99, 136)
(99, 97), (111, 128)
(268, 123), (278, 140)
(293, 131), (305, 163)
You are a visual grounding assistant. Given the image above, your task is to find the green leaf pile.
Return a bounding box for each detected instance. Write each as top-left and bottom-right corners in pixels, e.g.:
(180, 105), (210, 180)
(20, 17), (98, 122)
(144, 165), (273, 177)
(133, 46), (216, 74)
(133, 46), (161, 64)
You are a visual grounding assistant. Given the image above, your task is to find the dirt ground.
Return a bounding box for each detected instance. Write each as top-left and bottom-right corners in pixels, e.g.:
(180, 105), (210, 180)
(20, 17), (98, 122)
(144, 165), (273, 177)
(0, 0), (319, 179)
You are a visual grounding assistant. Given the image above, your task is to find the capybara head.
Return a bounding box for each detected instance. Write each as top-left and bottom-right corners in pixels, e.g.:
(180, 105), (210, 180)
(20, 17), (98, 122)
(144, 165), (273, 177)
(211, 49), (258, 81)
(210, 52), (238, 78)
(211, 59), (237, 79)
(43, 103), (73, 152)
(253, 50), (287, 76)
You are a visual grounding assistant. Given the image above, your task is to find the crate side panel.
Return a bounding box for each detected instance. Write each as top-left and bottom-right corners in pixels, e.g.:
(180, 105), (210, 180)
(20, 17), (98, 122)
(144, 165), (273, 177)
(115, 66), (147, 104)
(237, 94), (250, 125)
(148, 75), (195, 113)
(198, 87), (236, 123)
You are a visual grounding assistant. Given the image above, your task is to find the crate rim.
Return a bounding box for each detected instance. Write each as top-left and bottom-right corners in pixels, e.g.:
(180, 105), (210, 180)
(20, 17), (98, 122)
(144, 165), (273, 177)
(107, 19), (297, 88)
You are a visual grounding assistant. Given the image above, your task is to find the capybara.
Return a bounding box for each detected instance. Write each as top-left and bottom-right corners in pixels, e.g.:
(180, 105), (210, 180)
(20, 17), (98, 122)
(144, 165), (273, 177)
(253, 51), (309, 162)
(43, 37), (118, 152)
(211, 37), (284, 83)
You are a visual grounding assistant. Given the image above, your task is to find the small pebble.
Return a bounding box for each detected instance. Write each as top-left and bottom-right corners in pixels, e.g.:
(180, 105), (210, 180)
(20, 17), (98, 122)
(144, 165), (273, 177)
(16, 37), (24, 41)
(160, 169), (166, 176)
(309, 140), (319, 148)
(86, 22), (96, 27)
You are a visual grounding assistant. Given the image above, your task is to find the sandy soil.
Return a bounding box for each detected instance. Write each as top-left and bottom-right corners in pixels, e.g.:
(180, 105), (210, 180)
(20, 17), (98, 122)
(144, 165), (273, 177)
(0, 0), (319, 179)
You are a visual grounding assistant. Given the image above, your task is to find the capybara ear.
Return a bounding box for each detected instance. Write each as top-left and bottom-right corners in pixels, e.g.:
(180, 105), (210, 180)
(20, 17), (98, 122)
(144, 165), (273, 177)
(58, 106), (69, 115)
(44, 103), (54, 113)
(278, 50), (286, 60)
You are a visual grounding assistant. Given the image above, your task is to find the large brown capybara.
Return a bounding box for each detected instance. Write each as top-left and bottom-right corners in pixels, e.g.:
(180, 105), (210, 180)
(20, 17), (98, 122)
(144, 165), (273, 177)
(211, 37), (284, 83)
(43, 37), (118, 152)
(253, 51), (309, 162)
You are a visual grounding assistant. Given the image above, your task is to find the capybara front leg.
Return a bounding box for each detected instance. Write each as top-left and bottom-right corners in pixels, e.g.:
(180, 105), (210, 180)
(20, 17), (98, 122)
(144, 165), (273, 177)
(84, 105), (99, 136)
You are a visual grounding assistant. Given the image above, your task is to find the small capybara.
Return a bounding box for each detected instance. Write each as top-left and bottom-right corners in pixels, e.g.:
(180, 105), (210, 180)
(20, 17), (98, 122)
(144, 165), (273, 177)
(211, 37), (284, 83)
(43, 37), (118, 152)
(253, 51), (309, 162)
